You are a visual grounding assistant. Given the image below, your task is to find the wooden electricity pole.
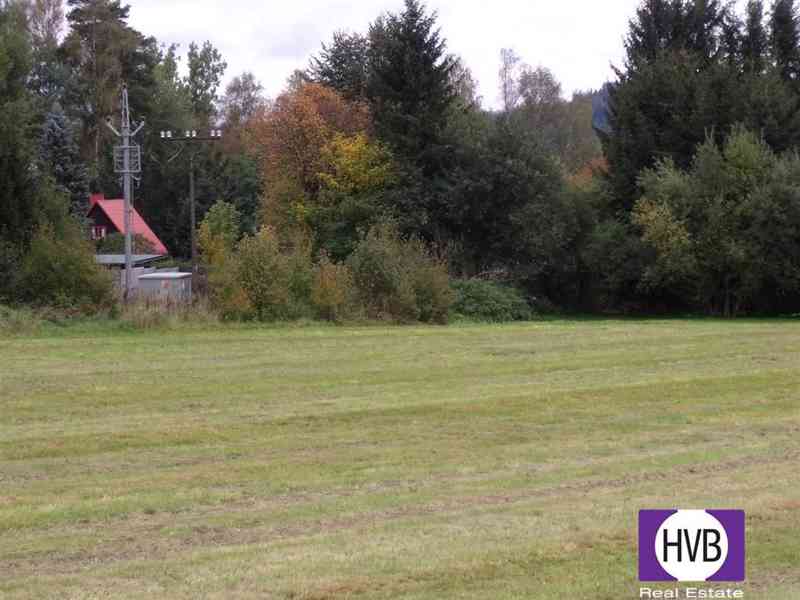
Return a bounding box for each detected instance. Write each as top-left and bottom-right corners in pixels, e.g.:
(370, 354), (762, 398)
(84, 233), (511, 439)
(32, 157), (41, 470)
(159, 129), (223, 282)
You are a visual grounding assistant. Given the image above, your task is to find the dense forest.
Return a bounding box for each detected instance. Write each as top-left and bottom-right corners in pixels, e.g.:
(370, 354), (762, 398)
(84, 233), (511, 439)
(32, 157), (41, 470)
(2, 0), (800, 319)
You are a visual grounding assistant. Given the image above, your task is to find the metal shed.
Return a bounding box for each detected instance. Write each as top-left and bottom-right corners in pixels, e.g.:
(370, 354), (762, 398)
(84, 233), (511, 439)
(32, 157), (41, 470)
(136, 272), (193, 303)
(95, 254), (166, 268)
(96, 255), (168, 295)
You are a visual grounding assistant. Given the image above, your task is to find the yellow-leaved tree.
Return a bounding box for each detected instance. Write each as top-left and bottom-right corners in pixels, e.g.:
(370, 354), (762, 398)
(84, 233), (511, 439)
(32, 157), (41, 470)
(249, 82), (394, 260)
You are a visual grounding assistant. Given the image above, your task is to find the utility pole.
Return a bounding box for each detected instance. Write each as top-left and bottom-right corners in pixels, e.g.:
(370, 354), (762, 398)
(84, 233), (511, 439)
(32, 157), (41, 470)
(106, 85), (144, 300)
(159, 129), (223, 282)
(189, 153), (197, 277)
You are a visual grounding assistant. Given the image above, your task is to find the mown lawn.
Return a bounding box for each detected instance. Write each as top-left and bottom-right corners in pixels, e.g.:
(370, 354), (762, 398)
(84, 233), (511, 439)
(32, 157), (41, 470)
(0, 320), (798, 599)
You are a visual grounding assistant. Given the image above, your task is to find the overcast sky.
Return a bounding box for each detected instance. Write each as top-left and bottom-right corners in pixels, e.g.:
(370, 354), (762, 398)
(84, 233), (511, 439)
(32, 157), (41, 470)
(126, 0), (643, 108)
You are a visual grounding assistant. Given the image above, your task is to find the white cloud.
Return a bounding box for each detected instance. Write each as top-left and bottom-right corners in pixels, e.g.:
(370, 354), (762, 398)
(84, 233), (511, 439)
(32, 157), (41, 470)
(125, 0), (641, 107)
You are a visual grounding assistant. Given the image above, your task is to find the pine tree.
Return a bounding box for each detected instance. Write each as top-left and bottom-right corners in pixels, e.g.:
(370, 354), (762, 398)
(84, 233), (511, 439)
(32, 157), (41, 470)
(62, 0), (158, 176)
(720, 7), (743, 68)
(624, 0), (684, 70)
(39, 103), (90, 219)
(740, 1), (767, 72)
(309, 31), (370, 100)
(605, 0), (800, 207)
(684, 0), (728, 60)
(624, 0), (727, 71)
(366, 0), (457, 169)
(770, 0), (800, 82)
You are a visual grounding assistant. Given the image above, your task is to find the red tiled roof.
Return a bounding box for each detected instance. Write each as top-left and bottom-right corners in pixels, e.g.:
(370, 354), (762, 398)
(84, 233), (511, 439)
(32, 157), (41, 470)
(89, 194), (168, 255)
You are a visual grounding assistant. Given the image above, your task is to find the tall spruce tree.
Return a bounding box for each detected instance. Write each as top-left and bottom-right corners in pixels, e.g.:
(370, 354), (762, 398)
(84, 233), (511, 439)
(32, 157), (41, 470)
(684, 0), (729, 60)
(366, 0), (457, 170)
(743, 1), (768, 72)
(770, 0), (800, 82)
(361, 0), (461, 244)
(39, 103), (90, 219)
(309, 31), (370, 100)
(623, 0), (728, 70)
(624, 0), (685, 70)
(606, 0), (800, 206)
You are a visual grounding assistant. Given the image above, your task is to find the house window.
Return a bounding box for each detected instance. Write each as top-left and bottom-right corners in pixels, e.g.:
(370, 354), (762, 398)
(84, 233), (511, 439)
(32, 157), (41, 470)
(91, 226), (107, 240)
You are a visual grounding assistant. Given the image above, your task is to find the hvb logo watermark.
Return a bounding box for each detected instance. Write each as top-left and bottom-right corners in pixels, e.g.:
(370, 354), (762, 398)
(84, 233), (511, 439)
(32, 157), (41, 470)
(639, 510), (746, 583)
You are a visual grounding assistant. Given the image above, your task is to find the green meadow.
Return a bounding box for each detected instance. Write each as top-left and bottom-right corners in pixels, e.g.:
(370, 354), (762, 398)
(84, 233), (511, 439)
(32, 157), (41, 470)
(0, 320), (798, 599)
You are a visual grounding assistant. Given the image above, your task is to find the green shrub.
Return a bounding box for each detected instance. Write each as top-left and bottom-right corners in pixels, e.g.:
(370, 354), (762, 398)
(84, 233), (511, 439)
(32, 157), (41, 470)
(236, 227), (314, 321)
(311, 253), (361, 322)
(199, 200), (241, 250)
(19, 224), (113, 310)
(284, 231), (315, 317)
(0, 241), (21, 302)
(204, 250), (254, 321)
(200, 216), (254, 321)
(413, 260), (455, 324)
(347, 222), (454, 323)
(347, 224), (417, 321)
(0, 304), (42, 336)
(451, 280), (533, 322)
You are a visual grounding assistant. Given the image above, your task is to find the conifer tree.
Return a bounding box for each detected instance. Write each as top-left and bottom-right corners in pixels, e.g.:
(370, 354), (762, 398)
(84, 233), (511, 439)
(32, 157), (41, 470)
(309, 31), (370, 100)
(770, 0), (800, 82)
(62, 0), (158, 175)
(39, 103), (90, 219)
(366, 0), (457, 168)
(743, 1), (768, 72)
(623, 0), (727, 70)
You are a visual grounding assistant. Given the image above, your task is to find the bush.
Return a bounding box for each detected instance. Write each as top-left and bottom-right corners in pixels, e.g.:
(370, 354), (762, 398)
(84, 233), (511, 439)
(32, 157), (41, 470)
(200, 217), (254, 321)
(347, 222), (454, 323)
(451, 279), (533, 322)
(312, 253), (361, 322)
(0, 241), (21, 303)
(204, 250), (254, 321)
(19, 224), (113, 310)
(0, 304), (42, 336)
(236, 227), (314, 321)
(347, 225), (417, 321)
(205, 218), (455, 325)
(199, 200), (241, 250)
(284, 231), (315, 317)
(413, 260), (454, 324)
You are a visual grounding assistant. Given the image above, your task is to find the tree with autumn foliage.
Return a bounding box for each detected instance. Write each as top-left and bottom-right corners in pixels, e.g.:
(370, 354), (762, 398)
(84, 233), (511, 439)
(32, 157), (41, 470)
(249, 82), (394, 257)
(311, 133), (396, 259)
(250, 82), (369, 220)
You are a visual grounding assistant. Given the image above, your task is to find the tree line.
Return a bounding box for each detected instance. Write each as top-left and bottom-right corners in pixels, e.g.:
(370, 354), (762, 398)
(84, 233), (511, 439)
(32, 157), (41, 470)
(2, 0), (800, 318)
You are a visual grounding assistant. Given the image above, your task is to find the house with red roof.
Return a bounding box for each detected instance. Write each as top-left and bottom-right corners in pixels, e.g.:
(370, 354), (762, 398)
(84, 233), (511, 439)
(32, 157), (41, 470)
(87, 193), (168, 256)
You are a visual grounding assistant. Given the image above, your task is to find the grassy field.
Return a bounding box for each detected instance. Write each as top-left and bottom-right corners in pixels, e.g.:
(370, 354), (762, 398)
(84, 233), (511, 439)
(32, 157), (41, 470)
(0, 319), (798, 599)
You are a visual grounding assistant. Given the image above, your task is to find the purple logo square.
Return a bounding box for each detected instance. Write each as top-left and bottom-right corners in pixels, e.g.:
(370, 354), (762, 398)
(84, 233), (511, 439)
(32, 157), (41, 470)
(639, 509), (746, 582)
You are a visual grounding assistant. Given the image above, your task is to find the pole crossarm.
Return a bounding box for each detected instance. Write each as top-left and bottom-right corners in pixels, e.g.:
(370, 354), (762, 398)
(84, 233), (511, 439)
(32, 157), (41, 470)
(160, 129), (223, 143)
(157, 128), (223, 289)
